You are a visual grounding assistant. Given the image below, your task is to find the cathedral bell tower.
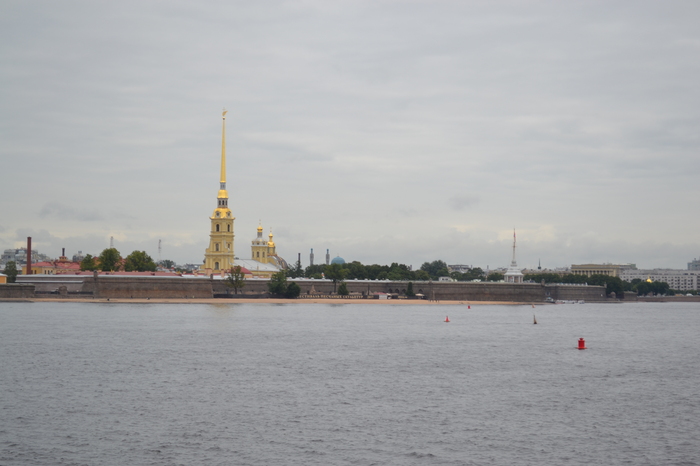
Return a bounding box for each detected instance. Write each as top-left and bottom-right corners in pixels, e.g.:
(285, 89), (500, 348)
(203, 109), (235, 272)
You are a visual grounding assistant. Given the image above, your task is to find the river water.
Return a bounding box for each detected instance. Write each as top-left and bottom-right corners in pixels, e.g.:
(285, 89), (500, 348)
(0, 301), (698, 465)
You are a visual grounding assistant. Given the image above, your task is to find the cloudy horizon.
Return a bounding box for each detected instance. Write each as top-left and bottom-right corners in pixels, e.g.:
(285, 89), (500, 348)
(1, 1), (698, 270)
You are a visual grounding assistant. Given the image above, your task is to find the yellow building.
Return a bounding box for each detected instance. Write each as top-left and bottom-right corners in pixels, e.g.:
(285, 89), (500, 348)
(246, 224), (287, 273)
(0, 273), (6, 284)
(251, 224), (280, 264)
(203, 110), (235, 273)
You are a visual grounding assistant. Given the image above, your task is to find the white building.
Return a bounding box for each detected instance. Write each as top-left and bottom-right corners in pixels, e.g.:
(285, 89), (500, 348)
(503, 230), (524, 284)
(620, 269), (700, 291)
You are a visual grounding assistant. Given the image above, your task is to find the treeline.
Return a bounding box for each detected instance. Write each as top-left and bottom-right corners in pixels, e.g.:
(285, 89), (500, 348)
(524, 273), (674, 296)
(79, 248), (157, 272)
(285, 259), (501, 282)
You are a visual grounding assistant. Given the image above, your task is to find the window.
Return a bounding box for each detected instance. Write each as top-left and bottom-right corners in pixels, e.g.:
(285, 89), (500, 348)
(216, 224), (220, 232)
(215, 262), (219, 270)
(215, 243), (220, 252)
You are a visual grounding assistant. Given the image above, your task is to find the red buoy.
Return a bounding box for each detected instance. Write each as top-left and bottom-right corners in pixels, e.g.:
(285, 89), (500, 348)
(578, 338), (587, 350)
(445, 316), (450, 322)
(467, 305), (471, 309)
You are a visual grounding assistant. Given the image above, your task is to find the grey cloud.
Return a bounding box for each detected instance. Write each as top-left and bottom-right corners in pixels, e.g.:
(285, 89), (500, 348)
(448, 196), (479, 212)
(40, 203), (103, 222)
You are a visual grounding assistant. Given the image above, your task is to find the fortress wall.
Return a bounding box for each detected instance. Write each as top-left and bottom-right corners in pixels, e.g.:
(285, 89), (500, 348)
(15, 275), (606, 302)
(93, 277), (213, 298)
(544, 284), (608, 302)
(214, 279), (608, 302)
(0, 284), (36, 299)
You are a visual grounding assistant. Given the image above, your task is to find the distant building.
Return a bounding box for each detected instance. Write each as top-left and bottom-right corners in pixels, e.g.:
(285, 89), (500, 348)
(1, 247), (51, 268)
(21, 248), (81, 275)
(570, 263), (636, 278)
(448, 264), (473, 273)
(688, 258), (700, 271)
(620, 269), (700, 291)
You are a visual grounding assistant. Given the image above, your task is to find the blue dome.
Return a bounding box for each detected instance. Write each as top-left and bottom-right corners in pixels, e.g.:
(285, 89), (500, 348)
(331, 256), (346, 265)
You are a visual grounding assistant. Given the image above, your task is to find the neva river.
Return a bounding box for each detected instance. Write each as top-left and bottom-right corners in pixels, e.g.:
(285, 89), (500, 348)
(1, 301), (699, 465)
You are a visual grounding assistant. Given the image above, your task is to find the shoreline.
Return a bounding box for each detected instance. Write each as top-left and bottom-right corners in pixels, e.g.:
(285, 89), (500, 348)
(0, 297), (540, 305)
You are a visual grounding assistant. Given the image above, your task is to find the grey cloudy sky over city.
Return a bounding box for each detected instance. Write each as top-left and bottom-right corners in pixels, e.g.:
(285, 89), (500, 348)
(1, 0), (698, 270)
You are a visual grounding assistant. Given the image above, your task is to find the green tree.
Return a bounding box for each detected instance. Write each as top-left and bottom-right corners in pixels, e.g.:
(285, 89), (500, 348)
(304, 264), (326, 279)
(406, 281), (415, 297)
(98, 248), (122, 272)
(3, 261), (18, 283)
(344, 261), (367, 280)
(586, 274), (624, 296)
(650, 281), (670, 296)
(287, 258), (304, 278)
(285, 281), (301, 298)
(523, 273), (562, 284)
(486, 272), (504, 282)
(159, 259), (175, 269)
(420, 260), (448, 279)
(80, 254), (97, 271)
(124, 250), (157, 272)
(324, 263), (348, 292)
(226, 265), (246, 295)
(337, 282), (349, 296)
(414, 270), (430, 281)
(268, 270), (288, 296)
(560, 274), (588, 284)
(634, 281), (651, 296)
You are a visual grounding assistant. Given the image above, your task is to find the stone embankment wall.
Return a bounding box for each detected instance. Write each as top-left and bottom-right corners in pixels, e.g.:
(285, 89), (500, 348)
(16, 274), (213, 299)
(544, 284), (608, 302)
(214, 279), (608, 302)
(91, 276), (213, 299)
(15, 275), (608, 302)
(0, 284), (35, 299)
(637, 295), (700, 303)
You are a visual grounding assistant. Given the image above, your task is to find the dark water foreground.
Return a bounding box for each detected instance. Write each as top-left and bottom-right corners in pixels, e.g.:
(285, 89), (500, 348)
(1, 302), (698, 465)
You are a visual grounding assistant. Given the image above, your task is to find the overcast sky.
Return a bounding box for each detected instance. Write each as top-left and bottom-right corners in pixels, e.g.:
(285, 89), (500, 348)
(1, 0), (698, 270)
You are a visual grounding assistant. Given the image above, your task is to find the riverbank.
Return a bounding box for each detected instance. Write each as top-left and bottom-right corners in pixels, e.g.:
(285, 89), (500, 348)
(0, 297), (539, 305)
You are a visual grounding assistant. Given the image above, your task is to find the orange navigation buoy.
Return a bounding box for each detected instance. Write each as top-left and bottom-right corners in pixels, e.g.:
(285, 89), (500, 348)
(578, 338), (587, 350)
(445, 316), (450, 322)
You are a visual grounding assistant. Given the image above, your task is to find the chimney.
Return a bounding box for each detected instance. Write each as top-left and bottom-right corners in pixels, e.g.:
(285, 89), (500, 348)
(26, 237), (32, 275)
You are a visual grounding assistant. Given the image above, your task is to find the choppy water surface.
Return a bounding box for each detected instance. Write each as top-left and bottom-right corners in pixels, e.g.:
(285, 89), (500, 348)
(1, 301), (699, 465)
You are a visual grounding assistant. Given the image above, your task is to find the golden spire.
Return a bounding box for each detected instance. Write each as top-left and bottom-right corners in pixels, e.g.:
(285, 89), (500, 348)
(220, 108), (227, 185)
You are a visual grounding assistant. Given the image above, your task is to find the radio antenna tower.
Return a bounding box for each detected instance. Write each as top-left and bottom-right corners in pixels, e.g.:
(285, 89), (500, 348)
(158, 239), (162, 262)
